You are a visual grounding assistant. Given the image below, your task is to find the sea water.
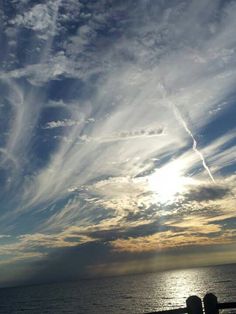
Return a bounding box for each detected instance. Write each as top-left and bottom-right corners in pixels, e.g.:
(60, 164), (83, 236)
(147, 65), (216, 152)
(0, 263), (235, 313)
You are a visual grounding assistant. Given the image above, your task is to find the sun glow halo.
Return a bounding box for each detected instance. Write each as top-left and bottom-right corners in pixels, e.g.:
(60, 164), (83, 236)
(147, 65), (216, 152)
(148, 162), (193, 204)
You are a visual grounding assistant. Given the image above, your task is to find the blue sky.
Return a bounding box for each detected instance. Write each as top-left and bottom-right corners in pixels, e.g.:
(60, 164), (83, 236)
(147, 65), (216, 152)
(0, 0), (235, 287)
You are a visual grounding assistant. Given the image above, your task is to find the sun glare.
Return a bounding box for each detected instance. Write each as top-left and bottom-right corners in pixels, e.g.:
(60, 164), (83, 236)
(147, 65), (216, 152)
(148, 161), (193, 204)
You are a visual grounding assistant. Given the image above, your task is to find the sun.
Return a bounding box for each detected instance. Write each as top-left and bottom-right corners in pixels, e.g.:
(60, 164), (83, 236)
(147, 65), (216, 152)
(148, 161), (193, 204)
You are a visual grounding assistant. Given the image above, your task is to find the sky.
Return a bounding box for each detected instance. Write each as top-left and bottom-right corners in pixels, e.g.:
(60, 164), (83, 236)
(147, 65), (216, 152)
(0, 0), (235, 287)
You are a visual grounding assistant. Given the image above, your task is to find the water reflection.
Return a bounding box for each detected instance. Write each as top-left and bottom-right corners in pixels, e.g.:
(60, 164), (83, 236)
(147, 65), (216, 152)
(149, 265), (236, 312)
(0, 264), (235, 313)
(159, 268), (209, 309)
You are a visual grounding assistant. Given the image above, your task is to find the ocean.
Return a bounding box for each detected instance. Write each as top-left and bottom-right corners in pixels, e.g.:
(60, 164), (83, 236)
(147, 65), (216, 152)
(0, 263), (235, 313)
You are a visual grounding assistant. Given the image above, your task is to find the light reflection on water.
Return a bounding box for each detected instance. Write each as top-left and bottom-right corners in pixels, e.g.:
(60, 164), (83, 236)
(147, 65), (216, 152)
(0, 264), (235, 313)
(142, 265), (236, 313)
(142, 265), (236, 312)
(159, 268), (211, 306)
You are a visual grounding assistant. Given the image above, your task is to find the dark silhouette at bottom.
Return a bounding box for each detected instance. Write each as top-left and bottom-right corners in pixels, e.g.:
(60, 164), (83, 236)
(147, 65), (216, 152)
(146, 293), (236, 314)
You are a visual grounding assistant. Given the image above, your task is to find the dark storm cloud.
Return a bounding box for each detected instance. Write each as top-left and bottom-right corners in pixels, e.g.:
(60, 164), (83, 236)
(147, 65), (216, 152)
(213, 216), (236, 230)
(80, 217), (184, 244)
(88, 220), (168, 241)
(183, 184), (231, 202)
(11, 237), (236, 287)
(23, 242), (113, 285)
(11, 236), (205, 286)
(18, 240), (149, 286)
(124, 205), (159, 222)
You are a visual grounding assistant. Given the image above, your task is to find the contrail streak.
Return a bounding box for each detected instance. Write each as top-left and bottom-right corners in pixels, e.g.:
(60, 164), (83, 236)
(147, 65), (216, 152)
(159, 82), (215, 183)
(173, 106), (215, 183)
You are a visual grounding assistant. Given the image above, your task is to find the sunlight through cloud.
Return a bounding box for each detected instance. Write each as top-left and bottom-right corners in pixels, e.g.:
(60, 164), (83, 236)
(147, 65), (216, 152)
(148, 161), (195, 204)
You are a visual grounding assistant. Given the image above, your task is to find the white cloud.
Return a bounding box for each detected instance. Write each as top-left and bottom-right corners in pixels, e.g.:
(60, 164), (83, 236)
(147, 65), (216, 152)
(11, 1), (61, 39)
(43, 119), (81, 129)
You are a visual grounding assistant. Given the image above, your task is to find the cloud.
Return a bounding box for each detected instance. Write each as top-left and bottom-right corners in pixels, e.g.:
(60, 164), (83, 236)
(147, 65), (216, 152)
(113, 127), (164, 140)
(183, 183), (231, 202)
(10, 239), (236, 287)
(0, 53), (78, 85)
(43, 119), (81, 129)
(212, 216), (236, 231)
(15, 241), (119, 285)
(10, 1), (60, 39)
(0, 227), (94, 267)
(87, 219), (175, 242)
